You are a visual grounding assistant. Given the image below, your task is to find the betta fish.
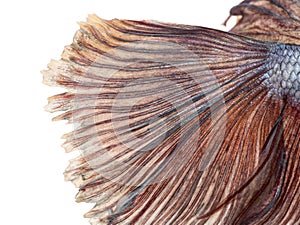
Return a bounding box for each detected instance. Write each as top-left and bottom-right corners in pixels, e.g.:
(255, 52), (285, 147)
(43, 0), (300, 224)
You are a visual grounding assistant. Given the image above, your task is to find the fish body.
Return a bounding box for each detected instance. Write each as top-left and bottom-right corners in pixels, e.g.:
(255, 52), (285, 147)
(265, 44), (300, 105)
(44, 1), (300, 224)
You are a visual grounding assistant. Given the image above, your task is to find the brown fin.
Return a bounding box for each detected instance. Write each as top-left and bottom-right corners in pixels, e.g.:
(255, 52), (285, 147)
(43, 15), (299, 224)
(229, 0), (300, 45)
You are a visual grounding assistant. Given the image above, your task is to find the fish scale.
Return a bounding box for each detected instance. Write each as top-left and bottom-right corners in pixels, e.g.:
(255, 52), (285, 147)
(265, 44), (300, 105)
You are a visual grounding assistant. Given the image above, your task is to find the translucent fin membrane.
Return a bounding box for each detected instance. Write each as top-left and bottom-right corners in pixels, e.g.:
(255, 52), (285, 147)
(43, 15), (300, 225)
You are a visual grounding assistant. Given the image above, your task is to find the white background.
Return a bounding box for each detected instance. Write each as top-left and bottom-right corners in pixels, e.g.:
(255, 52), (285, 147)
(1, 0), (240, 224)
